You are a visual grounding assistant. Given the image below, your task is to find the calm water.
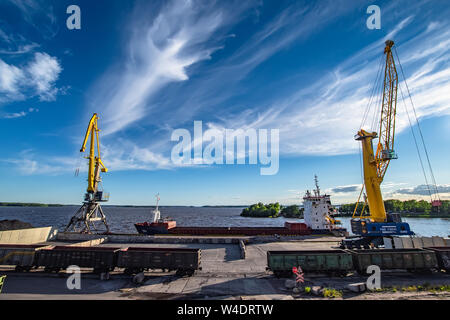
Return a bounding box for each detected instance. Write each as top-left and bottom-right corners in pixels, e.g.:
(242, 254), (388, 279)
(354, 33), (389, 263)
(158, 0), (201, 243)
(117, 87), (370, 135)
(0, 206), (449, 237)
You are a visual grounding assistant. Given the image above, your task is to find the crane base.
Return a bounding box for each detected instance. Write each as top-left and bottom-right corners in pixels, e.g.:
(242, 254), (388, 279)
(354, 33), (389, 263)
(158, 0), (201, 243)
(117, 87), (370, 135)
(340, 236), (385, 249)
(351, 218), (414, 237)
(64, 201), (110, 234)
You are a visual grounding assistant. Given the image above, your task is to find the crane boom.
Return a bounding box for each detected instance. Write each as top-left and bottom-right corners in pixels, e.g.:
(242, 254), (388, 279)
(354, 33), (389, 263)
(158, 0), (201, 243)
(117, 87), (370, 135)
(342, 40), (414, 248)
(376, 39), (398, 180)
(80, 113), (108, 194)
(65, 113), (110, 234)
(355, 40), (398, 223)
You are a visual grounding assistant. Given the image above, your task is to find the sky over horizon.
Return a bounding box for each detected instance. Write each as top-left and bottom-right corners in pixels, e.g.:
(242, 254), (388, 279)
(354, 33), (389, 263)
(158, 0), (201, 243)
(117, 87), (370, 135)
(1, 0), (450, 206)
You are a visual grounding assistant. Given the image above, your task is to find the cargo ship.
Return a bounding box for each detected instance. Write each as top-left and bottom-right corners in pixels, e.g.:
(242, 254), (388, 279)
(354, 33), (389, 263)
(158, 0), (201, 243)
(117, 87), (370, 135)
(134, 194), (178, 235)
(135, 180), (347, 236)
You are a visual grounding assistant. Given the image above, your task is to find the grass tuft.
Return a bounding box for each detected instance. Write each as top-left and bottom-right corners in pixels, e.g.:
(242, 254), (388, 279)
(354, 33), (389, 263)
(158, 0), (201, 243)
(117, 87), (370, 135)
(322, 288), (343, 298)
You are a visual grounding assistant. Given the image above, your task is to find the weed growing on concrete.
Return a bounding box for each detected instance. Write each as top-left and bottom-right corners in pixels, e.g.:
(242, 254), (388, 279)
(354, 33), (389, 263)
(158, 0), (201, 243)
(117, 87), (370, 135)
(386, 284), (450, 293)
(322, 288), (343, 298)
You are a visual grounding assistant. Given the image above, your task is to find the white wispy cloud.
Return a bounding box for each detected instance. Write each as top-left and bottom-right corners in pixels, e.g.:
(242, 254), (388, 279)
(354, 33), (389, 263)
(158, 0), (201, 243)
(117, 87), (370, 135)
(90, 0), (256, 136)
(8, 0), (450, 180)
(27, 52), (62, 101)
(0, 58), (24, 101)
(100, 139), (175, 171)
(4, 0), (58, 39)
(0, 27), (40, 55)
(216, 16), (450, 157)
(88, 0), (363, 171)
(394, 184), (450, 196)
(0, 52), (62, 104)
(1, 107), (38, 119)
(1, 149), (64, 175)
(3, 139), (175, 176)
(330, 184), (361, 194)
(153, 0), (362, 129)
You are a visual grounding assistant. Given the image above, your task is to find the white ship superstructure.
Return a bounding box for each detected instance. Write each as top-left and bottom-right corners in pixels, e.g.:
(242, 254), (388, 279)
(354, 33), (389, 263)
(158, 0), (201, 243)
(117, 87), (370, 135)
(303, 176), (340, 231)
(152, 194), (161, 223)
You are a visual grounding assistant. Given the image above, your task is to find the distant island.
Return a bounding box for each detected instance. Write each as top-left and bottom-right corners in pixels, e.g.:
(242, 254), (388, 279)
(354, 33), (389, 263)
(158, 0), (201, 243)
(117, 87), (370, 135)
(338, 199), (450, 218)
(240, 202), (304, 218)
(0, 202), (63, 207)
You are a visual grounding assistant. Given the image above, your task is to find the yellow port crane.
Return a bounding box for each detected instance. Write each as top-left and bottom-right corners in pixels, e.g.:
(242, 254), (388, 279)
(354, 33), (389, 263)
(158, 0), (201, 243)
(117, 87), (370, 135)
(355, 40), (398, 223)
(65, 113), (110, 234)
(344, 40), (413, 248)
(80, 113), (108, 195)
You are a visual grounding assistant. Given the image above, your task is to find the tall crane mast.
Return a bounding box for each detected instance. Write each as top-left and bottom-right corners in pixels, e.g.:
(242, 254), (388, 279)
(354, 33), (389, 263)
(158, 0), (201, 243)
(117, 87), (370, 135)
(343, 40), (413, 248)
(355, 40), (398, 223)
(65, 113), (110, 234)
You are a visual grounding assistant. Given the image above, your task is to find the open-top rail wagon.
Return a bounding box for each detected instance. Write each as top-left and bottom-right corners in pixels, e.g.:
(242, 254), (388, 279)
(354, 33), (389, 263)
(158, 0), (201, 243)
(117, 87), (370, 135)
(117, 247), (201, 276)
(34, 246), (121, 273)
(0, 244), (50, 272)
(267, 249), (353, 277)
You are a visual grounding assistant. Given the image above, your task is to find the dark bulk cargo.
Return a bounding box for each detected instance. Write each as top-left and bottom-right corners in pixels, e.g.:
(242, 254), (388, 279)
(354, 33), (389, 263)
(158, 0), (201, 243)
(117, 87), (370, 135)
(35, 246), (121, 273)
(424, 247), (450, 272)
(349, 248), (439, 274)
(267, 250), (353, 277)
(117, 247), (201, 276)
(168, 225), (313, 236)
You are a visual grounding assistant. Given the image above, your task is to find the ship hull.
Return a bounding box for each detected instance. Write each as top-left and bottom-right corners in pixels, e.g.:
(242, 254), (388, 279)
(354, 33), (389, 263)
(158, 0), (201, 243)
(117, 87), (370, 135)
(134, 224), (346, 236)
(135, 223), (170, 235)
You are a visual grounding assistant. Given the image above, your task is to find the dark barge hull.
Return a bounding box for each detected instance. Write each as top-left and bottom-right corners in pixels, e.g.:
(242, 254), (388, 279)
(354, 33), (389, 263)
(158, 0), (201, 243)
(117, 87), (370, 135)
(134, 223), (346, 236)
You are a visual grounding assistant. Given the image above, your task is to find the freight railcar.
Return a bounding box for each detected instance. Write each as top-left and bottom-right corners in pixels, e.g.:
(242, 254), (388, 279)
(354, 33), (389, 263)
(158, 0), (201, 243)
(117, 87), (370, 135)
(116, 247), (201, 276)
(0, 244), (50, 272)
(348, 248), (438, 274)
(267, 250), (354, 277)
(34, 246), (121, 273)
(266, 248), (444, 278)
(0, 244), (201, 276)
(424, 247), (450, 272)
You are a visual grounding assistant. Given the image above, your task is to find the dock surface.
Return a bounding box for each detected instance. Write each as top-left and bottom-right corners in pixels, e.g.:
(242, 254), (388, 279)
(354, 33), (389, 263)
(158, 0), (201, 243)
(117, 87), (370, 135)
(1, 236), (449, 300)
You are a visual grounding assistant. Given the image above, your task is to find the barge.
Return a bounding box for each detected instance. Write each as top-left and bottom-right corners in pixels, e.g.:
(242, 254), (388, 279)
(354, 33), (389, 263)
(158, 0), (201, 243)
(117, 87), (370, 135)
(135, 221), (317, 236)
(135, 220), (347, 236)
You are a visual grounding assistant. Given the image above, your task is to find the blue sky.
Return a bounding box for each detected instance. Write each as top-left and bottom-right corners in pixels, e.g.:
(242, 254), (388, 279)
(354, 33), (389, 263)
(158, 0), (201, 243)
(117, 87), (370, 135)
(0, 0), (449, 206)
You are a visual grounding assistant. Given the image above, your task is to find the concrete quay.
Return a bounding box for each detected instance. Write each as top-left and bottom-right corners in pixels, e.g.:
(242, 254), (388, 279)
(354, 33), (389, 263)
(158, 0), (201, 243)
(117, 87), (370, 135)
(1, 229), (449, 300)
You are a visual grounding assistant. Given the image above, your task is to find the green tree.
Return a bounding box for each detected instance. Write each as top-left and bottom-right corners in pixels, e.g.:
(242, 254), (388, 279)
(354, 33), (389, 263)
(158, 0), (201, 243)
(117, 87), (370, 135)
(280, 205), (303, 218)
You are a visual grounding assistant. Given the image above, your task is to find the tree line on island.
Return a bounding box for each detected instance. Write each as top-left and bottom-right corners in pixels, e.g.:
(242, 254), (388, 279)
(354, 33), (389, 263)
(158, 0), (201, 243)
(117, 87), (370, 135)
(241, 199), (450, 218)
(0, 202), (63, 207)
(240, 202), (304, 218)
(338, 199), (450, 216)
